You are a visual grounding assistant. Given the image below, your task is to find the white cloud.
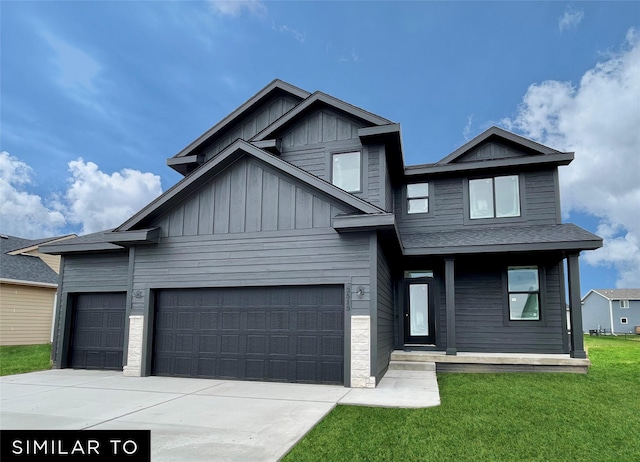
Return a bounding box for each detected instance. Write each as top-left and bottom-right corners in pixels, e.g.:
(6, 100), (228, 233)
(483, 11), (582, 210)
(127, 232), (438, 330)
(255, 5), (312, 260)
(463, 115), (474, 141)
(208, 0), (266, 17)
(272, 20), (305, 44)
(0, 152), (66, 238)
(339, 48), (360, 63)
(0, 152), (162, 238)
(502, 29), (640, 288)
(63, 159), (162, 235)
(558, 6), (584, 32)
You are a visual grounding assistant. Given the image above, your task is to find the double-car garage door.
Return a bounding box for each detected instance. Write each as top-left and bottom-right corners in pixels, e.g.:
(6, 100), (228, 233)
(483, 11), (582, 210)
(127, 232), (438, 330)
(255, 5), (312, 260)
(152, 286), (344, 385)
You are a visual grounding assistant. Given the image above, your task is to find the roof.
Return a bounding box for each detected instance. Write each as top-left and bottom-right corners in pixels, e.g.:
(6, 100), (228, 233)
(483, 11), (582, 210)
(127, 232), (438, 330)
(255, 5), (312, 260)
(586, 289), (640, 301)
(405, 126), (574, 177)
(0, 234), (62, 285)
(402, 223), (602, 256)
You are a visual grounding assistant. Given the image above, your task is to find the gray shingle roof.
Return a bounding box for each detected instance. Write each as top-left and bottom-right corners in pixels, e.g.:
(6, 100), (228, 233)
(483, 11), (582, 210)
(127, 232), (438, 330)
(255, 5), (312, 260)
(402, 223), (602, 255)
(592, 289), (640, 300)
(0, 235), (60, 284)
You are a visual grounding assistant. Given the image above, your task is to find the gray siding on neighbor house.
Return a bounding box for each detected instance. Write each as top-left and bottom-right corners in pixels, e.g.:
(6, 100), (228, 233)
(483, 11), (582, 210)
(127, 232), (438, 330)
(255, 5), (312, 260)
(376, 242), (394, 380)
(453, 255), (566, 353)
(581, 294), (612, 333)
(204, 94), (299, 162)
(395, 168), (560, 234)
(153, 157), (351, 237)
(612, 301), (640, 334)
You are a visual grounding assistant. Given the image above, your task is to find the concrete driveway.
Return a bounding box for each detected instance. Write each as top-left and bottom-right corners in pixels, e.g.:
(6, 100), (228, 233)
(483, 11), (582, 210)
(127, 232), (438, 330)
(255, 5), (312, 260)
(0, 370), (350, 461)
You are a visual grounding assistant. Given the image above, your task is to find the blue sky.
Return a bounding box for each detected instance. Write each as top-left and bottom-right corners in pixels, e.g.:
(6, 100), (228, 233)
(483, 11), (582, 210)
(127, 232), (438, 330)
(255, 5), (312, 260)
(1, 1), (639, 294)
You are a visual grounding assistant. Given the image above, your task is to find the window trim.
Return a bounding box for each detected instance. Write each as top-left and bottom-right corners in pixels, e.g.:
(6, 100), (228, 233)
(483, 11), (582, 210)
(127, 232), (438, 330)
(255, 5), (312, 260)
(620, 300), (630, 309)
(621, 317), (629, 325)
(404, 182), (433, 217)
(331, 150), (362, 193)
(503, 265), (546, 325)
(463, 174), (526, 225)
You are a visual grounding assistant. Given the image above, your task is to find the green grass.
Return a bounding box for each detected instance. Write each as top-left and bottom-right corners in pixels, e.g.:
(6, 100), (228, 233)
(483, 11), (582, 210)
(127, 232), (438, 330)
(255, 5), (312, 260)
(0, 343), (52, 376)
(285, 336), (640, 461)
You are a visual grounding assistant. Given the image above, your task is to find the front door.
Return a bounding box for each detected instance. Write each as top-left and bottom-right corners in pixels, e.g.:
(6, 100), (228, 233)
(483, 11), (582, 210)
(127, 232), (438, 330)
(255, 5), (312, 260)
(404, 279), (435, 345)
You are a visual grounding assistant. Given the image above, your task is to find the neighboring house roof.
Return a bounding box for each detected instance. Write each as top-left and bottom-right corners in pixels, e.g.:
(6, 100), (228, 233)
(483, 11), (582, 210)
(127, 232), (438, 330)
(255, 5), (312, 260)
(402, 223), (602, 255)
(583, 289), (640, 301)
(0, 234), (65, 285)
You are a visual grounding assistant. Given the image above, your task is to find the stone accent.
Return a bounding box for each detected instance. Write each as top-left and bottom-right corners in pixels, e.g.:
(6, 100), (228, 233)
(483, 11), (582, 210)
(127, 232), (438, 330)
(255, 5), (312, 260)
(123, 315), (144, 377)
(350, 315), (376, 388)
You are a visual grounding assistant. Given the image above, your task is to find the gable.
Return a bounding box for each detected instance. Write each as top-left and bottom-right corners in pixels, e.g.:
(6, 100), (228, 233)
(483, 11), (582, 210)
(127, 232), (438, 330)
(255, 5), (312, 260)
(280, 108), (367, 149)
(453, 140), (539, 163)
(202, 93), (300, 163)
(151, 156), (355, 237)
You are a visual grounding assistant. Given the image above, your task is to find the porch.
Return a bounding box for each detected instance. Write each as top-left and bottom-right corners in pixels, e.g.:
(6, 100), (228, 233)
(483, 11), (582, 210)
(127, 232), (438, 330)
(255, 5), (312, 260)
(390, 350), (590, 373)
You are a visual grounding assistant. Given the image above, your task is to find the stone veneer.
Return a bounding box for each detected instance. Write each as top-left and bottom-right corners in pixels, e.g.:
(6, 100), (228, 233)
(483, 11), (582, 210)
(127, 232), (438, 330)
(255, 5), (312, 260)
(350, 315), (376, 388)
(123, 315), (144, 377)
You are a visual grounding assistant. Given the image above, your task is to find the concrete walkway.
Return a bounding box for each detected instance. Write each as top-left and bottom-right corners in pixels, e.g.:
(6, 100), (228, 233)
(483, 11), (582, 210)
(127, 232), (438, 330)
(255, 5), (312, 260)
(0, 369), (440, 461)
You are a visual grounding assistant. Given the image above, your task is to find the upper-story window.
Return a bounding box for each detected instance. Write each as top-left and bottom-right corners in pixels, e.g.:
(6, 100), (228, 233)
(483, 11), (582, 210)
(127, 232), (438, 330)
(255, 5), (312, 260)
(332, 151), (361, 192)
(407, 183), (429, 214)
(620, 300), (630, 309)
(469, 175), (520, 219)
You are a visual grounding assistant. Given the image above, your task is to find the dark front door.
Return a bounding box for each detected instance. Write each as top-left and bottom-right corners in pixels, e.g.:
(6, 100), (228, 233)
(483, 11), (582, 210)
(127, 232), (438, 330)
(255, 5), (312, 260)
(404, 279), (435, 345)
(152, 285), (344, 385)
(69, 293), (126, 370)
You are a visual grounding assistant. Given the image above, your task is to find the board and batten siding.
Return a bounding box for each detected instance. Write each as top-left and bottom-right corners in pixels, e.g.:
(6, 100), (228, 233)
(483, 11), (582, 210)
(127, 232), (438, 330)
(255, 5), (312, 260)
(0, 283), (56, 346)
(375, 243), (394, 380)
(396, 168), (560, 234)
(453, 256), (565, 354)
(204, 93), (299, 163)
(280, 108), (366, 149)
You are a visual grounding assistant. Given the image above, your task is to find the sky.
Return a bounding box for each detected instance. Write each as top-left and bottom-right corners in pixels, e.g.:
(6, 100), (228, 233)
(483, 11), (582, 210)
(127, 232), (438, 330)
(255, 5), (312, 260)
(1, 1), (639, 294)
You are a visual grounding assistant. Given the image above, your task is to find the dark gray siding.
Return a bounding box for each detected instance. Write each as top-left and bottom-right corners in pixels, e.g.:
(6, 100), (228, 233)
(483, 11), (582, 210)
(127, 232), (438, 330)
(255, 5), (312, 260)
(153, 157), (351, 237)
(454, 256), (565, 353)
(204, 94), (299, 162)
(280, 108), (365, 148)
(376, 242), (394, 380)
(396, 168), (559, 234)
(456, 141), (529, 162)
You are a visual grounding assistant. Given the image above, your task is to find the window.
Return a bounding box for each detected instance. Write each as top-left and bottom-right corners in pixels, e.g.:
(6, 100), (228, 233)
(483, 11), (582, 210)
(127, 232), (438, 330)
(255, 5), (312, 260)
(621, 317), (629, 324)
(508, 266), (540, 320)
(469, 175), (520, 219)
(407, 183), (429, 214)
(332, 151), (361, 192)
(620, 300), (630, 309)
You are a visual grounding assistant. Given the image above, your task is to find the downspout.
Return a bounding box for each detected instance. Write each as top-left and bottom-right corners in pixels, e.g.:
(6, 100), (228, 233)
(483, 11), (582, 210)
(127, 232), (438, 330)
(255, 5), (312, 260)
(608, 299), (617, 336)
(50, 291), (58, 342)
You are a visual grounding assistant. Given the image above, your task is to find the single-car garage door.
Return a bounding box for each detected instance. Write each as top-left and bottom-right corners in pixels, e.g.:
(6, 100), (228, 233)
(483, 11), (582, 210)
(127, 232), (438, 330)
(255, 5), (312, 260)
(153, 286), (344, 385)
(69, 293), (126, 370)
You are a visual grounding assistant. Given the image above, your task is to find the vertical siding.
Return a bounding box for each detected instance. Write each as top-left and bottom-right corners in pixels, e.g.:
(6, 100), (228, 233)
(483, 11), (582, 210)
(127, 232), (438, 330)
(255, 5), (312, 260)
(153, 158), (352, 236)
(0, 284), (56, 345)
(203, 94), (299, 162)
(281, 109), (365, 148)
(456, 142), (526, 162)
(376, 244), (394, 379)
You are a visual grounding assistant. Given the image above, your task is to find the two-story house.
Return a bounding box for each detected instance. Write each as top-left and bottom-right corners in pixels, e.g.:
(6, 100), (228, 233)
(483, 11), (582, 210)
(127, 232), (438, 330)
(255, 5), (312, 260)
(41, 80), (602, 387)
(581, 289), (640, 335)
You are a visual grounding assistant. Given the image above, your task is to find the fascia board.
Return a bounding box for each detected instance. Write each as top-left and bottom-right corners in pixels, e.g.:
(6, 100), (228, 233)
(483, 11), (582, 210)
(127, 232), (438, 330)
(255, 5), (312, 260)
(0, 278), (58, 288)
(39, 242), (124, 254)
(332, 213), (396, 231)
(403, 239), (603, 256)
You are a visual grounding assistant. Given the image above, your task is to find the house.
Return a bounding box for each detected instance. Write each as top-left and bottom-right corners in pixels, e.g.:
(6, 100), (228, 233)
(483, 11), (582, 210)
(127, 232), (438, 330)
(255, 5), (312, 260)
(582, 289), (640, 335)
(0, 234), (74, 346)
(40, 80), (602, 387)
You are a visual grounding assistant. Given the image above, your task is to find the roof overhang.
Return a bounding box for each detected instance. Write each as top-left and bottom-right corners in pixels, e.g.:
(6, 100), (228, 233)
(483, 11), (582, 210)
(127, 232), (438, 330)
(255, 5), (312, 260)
(107, 228), (160, 246)
(358, 124), (405, 183)
(166, 155), (205, 176)
(403, 239), (602, 256)
(0, 278), (58, 288)
(333, 213), (396, 232)
(39, 242), (124, 255)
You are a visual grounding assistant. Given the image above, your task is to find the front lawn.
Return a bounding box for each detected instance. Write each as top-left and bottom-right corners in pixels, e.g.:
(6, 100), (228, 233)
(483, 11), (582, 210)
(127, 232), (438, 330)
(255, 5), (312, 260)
(285, 335), (640, 461)
(0, 344), (52, 376)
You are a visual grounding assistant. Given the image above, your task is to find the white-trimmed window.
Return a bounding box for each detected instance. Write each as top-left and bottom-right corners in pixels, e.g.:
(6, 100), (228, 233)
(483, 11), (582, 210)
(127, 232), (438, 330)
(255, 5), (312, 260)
(332, 151), (361, 192)
(469, 175), (520, 219)
(407, 183), (429, 214)
(620, 300), (630, 309)
(621, 317), (629, 324)
(508, 266), (540, 320)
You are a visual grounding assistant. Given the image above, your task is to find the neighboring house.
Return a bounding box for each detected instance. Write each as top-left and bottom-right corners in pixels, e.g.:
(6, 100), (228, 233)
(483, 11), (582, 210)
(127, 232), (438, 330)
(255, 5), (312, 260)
(582, 289), (640, 335)
(41, 80), (602, 387)
(0, 234), (74, 346)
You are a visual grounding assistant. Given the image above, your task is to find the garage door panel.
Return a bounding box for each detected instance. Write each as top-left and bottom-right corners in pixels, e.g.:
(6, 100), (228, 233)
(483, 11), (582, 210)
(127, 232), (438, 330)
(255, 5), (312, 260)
(153, 286), (344, 384)
(70, 293), (126, 371)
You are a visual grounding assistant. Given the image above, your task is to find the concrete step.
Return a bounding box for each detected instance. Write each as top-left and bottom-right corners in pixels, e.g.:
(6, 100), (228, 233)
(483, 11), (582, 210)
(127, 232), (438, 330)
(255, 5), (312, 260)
(383, 369), (437, 379)
(387, 360), (436, 372)
(391, 351), (441, 362)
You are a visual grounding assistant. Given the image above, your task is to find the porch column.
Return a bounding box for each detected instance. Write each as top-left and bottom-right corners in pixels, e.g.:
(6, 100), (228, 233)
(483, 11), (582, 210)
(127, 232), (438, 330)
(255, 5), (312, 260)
(567, 252), (586, 359)
(445, 257), (457, 355)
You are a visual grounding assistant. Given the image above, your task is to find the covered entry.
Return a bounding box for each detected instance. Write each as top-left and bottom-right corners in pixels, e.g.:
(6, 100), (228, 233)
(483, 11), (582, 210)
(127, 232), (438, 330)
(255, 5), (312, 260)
(69, 292), (126, 370)
(152, 285), (344, 385)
